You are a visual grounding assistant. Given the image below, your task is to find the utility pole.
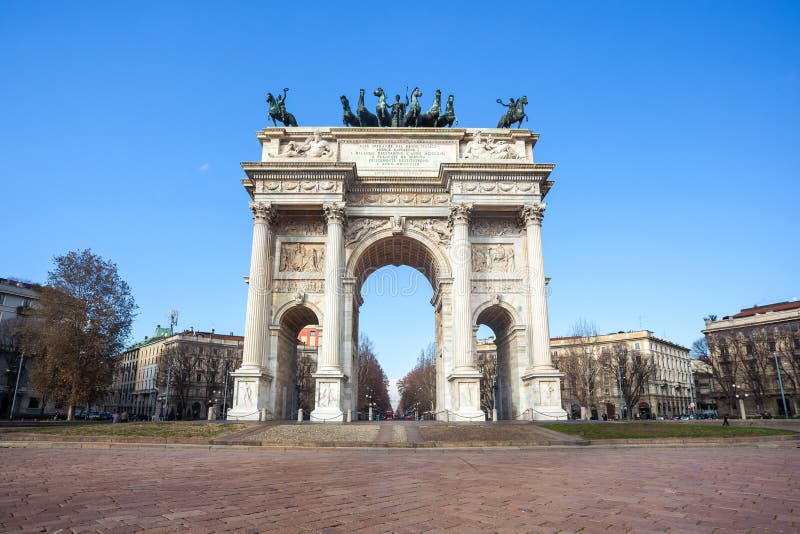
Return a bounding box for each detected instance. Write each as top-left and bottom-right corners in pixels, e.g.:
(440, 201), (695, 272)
(773, 349), (789, 419)
(686, 359), (695, 415)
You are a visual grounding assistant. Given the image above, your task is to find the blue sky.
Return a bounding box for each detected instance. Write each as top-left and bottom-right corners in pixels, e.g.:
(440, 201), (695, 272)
(2, 2), (798, 391)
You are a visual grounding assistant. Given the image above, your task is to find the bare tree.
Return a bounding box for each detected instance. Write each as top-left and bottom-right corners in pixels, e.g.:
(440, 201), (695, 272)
(296, 349), (316, 416)
(601, 343), (654, 420)
(159, 342), (198, 419)
(477, 347), (496, 412)
(356, 335), (390, 415)
(691, 337), (709, 359)
(705, 333), (743, 415)
(775, 325), (800, 413)
(555, 319), (601, 420)
(397, 343), (436, 418)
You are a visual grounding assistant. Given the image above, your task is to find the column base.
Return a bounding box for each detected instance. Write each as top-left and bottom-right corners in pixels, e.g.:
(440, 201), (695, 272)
(522, 368), (568, 421)
(226, 368), (273, 421)
(447, 371), (486, 422)
(310, 371), (345, 423)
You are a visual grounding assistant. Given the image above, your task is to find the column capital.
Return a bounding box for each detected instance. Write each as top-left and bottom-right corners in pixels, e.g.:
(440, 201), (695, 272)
(448, 203), (473, 228)
(323, 202), (347, 226)
(520, 203), (546, 226)
(249, 202), (276, 224)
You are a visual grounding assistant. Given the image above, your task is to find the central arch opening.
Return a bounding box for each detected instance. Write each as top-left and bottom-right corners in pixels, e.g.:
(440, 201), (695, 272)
(349, 234), (447, 420)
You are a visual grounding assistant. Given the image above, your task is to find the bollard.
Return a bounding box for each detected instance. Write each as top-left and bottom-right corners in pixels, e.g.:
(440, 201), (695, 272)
(368, 406), (373, 421)
(492, 408), (497, 422)
(347, 410), (352, 423)
(297, 408), (303, 422)
(529, 409), (535, 422)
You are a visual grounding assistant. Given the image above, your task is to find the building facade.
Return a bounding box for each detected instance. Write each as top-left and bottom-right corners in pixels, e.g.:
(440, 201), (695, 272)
(109, 326), (244, 420)
(551, 330), (692, 420)
(0, 278), (51, 418)
(703, 301), (800, 417)
(229, 126), (567, 422)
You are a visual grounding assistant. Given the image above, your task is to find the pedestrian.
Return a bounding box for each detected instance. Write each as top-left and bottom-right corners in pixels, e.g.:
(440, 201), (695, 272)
(722, 414), (730, 426)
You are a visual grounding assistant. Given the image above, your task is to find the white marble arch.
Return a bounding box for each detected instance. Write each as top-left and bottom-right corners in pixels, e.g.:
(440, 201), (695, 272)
(229, 127), (568, 422)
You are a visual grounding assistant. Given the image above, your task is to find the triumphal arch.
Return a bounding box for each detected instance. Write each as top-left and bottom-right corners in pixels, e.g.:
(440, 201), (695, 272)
(227, 126), (567, 422)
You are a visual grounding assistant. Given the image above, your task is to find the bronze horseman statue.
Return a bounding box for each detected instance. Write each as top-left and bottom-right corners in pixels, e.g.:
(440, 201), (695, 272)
(496, 96), (528, 128)
(266, 88), (298, 127)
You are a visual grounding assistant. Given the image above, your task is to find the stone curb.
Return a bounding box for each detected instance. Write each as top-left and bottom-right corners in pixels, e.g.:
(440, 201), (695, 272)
(2, 432), (797, 452)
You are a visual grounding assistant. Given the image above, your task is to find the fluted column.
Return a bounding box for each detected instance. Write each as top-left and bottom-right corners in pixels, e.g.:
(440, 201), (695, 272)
(319, 202), (346, 372)
(241, 202), (276, 369)
(522, 203), (550, 369)
(450, 204), (474, 370)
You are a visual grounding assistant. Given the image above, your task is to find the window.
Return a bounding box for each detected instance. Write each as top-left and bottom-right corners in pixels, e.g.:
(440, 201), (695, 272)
(634, 343), (640, 351)
(197, 373), (203, 382)
(0, 294), (5, 305)
(22, 298), (31, 308)
(28, 397), (40, 409)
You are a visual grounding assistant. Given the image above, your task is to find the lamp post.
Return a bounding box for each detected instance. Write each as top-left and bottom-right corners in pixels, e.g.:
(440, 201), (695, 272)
(686, 359), (696, 415)
(9, 350), (24, 420)
(772, 349), (789, 419)
(732, 383), (749, 420)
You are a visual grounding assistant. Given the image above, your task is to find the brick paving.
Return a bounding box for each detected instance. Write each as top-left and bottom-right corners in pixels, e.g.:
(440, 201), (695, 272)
(0, 445), (798, 533)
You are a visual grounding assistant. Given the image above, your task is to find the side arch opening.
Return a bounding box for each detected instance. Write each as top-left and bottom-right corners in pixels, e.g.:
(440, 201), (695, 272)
(276, 304), (320, 420)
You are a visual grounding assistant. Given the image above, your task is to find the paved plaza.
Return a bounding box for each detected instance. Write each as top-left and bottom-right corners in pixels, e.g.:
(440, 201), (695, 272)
(1, 444), (798, 533)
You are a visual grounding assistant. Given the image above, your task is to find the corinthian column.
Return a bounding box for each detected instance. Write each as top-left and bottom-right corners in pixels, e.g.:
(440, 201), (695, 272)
(241, 202), (276, 370)
(522, 203), (550, 369)
(319, 202), (346, 372)
(449, 204), (474, 371)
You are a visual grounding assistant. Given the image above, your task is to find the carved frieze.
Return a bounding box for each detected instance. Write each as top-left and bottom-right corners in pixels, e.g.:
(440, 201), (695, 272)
(461, 131), (521, 160)
(273, 280), (324, 293)
(406, 218), (451, 245)
(279, 243), (325, 273)
(470, 218), (521, 237)
(345, 217), (390, 246)
(452, 182), (538, 195)
(276, 218), (325, 236)
(471, 281), (522, 293)
(256, 180), (341, 194)
(472, 244), (517, 273)
(267, 131), (335, 159)
(346, 192), (450, 206)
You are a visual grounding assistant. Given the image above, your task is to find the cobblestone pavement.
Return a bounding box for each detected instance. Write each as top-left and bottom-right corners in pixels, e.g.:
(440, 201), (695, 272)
(1, 445), (798, 533)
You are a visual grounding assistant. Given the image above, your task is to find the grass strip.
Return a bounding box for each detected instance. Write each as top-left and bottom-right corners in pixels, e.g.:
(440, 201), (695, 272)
(539, 422), (795, 440)
(0, 422), (250, 439)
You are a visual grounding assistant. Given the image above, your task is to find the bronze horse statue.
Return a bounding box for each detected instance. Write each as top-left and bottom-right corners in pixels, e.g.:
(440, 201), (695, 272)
(436, 94), (458, 127)
(373, 88), (392, 127)
(496, 95), (528, 128)
(415, 89), (441, 127)
(357, 88), (378, 127)
(340, 95), (359, 127)
(266, 89), (297, 127)
(403, 87), (423, 127)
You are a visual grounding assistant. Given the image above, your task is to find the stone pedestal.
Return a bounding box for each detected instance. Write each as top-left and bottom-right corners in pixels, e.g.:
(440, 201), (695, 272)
(448, 372), (485, 421)
(310, 372), (344, 422)
(227, 369), (272, 421)
(522, 369), (568, 421)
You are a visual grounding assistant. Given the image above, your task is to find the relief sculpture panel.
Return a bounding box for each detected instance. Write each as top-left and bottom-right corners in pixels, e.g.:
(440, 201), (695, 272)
(471, 218), (521, 237)
(279, 243), (325, 273)
(472, 244), (517, 273)
(406, 218), (451, 245)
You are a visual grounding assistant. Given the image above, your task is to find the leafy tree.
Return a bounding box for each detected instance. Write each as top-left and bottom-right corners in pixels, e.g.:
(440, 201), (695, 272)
(24, 249), (136, 420)
(356, 335), (390, 416)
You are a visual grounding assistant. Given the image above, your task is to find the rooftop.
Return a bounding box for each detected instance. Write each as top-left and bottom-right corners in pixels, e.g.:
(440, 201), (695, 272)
(730, 300), (800, 319)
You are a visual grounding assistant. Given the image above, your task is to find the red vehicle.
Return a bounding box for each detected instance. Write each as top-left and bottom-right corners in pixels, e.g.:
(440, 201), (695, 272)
(384, 408), (393, 420)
